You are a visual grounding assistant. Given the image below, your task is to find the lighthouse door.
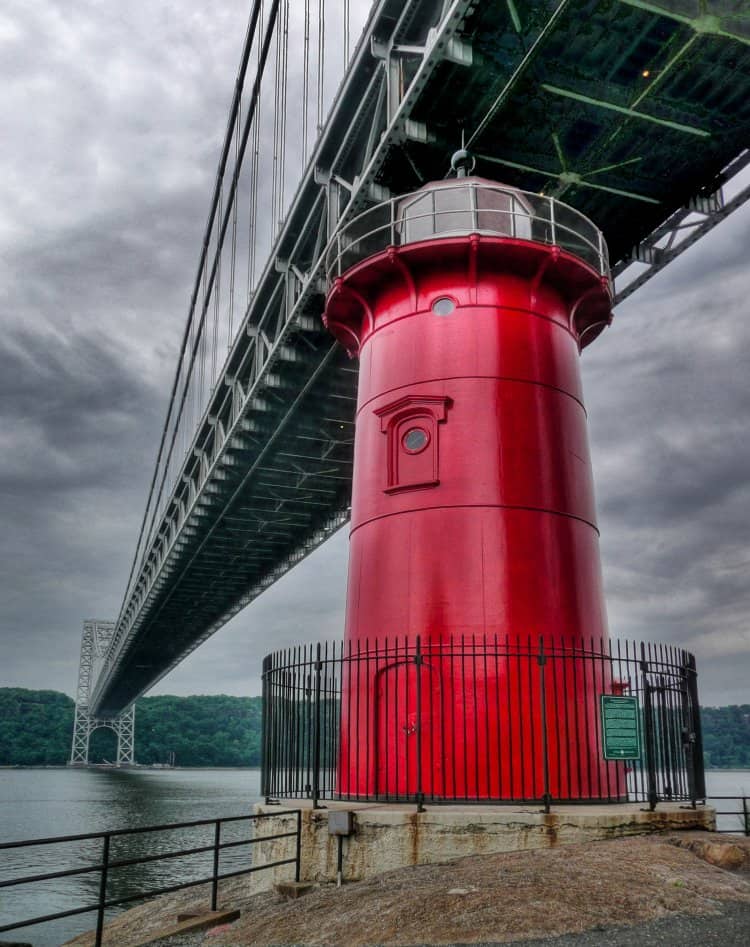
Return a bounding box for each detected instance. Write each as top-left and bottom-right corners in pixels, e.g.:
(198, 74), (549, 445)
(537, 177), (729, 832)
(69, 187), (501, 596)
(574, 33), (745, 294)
(374, 657), (441, 798)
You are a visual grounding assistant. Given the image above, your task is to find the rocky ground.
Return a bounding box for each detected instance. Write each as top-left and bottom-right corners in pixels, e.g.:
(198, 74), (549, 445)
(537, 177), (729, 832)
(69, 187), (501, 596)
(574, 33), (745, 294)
(64, 833), (750, 947)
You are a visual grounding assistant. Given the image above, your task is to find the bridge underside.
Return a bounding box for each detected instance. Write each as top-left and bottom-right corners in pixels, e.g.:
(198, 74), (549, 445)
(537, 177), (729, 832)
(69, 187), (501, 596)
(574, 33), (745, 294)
(98, 340), (356, 713)
(397, 0), (749, 267)
(92, 0), (750, 715)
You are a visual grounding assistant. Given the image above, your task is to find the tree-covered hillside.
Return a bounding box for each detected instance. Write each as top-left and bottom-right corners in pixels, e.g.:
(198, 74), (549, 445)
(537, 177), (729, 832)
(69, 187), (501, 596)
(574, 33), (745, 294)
(0, 689), (747, 769)
(135, 695), (262, 766)
(702, 705), (750, 769)
(0, 689), (262, 766)
(0, 689), (75, 765)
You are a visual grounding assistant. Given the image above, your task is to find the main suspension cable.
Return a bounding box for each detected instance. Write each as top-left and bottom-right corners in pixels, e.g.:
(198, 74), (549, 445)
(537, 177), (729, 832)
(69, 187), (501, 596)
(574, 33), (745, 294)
(117, 0), (270, 618)
(144, 0), (282, 567)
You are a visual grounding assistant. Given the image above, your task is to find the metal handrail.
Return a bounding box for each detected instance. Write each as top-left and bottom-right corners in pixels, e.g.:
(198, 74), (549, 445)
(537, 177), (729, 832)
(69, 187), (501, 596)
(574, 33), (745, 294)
(325, 181), (611, 284)
(0, 809), (302, 946)
(707, 794), (750, 835)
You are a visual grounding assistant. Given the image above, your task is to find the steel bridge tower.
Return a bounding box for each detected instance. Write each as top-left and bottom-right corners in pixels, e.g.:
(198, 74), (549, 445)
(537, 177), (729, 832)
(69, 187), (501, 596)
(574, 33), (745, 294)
(69, 620), (135, 766)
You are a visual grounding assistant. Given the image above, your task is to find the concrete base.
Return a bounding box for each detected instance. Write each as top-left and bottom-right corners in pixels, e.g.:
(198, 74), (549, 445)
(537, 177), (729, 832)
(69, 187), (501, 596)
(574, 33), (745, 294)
(250, 799), (715, 892)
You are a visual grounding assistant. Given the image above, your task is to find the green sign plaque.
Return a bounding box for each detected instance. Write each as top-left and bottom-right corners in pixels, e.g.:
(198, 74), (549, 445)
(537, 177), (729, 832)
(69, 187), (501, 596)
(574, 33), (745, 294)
(600, 695), (641, 761)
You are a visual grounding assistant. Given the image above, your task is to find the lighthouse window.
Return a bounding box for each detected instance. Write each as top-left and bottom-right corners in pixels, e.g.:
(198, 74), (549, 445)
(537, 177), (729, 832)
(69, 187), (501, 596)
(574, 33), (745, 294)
(432, 297), (455, 316)
(402, 427), (429, 453)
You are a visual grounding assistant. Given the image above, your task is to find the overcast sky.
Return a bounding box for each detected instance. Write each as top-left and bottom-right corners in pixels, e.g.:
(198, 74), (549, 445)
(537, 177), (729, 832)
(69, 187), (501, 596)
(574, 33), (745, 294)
(1, 0), (748, 709)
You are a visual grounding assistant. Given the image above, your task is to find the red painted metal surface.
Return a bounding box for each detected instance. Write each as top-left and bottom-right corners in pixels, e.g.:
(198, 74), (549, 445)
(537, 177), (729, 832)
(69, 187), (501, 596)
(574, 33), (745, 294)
(325, 181), (618, 800)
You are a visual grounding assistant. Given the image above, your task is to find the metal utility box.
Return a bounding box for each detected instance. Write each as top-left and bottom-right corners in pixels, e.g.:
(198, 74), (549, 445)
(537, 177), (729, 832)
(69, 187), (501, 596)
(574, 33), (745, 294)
(328, 810), (355, 836)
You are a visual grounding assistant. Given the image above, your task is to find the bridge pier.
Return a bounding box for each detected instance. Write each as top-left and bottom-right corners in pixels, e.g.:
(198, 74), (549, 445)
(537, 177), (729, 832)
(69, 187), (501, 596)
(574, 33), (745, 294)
(69, 620), (136, 766)
(70, 703), (135, 766)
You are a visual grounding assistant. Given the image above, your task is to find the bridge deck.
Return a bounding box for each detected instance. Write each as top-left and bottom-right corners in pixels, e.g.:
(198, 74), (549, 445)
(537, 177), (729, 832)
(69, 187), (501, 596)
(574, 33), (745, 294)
(91, 0), (750, 715)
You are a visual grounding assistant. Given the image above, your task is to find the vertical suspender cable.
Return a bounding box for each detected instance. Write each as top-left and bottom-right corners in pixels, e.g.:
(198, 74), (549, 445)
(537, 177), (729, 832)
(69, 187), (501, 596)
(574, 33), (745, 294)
(272, 8), (282, 237)
(228, 98), (240, 350)
(248, 109), (261, 298)
(117, 0), (265, 616)
(199, 256), (207, 413)
(187, 310), (194, 442)
(317, 0), (325, 134)
(212, 188), (222, 387)
(344, 0), (350, 66)
(247, 3), (263, 302)
(303, 0), (311, 164)
(278, 0), (289, 227)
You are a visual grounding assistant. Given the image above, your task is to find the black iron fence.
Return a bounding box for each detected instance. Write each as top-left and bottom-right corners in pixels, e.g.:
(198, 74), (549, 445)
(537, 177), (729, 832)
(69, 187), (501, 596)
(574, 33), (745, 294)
(0, 810), (301, 946)
(262, 636), (705, 810)
(710, 796), (750, 835)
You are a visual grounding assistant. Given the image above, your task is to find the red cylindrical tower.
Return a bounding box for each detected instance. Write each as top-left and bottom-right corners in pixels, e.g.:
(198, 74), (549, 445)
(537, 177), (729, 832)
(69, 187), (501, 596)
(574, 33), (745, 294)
(325, 171), (617, 801)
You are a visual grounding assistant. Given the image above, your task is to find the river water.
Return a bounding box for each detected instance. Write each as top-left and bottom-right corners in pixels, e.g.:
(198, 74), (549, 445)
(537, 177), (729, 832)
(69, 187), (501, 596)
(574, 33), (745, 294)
(0, 768), (263, 947)
(0, 767), (747, 946)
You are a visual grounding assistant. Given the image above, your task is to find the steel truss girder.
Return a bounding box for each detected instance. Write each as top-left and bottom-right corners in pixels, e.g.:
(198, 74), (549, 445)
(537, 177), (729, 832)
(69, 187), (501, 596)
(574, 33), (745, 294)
(614, 150), (750, 305)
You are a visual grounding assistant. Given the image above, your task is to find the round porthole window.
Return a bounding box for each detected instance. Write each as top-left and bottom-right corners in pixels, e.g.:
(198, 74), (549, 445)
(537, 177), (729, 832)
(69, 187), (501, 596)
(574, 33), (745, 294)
(432, 296), (455, 316)
(402, 427), (429, 453)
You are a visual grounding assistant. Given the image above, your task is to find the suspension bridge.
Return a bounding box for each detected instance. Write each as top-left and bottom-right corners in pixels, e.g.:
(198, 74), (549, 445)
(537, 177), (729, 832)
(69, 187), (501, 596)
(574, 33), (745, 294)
(71, 0), (750, 763)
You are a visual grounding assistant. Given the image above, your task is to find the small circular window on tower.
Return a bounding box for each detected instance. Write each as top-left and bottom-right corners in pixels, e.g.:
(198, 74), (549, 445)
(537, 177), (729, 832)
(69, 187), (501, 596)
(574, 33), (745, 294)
(432, 296), (455, 316)
(402, 427), (429, 453)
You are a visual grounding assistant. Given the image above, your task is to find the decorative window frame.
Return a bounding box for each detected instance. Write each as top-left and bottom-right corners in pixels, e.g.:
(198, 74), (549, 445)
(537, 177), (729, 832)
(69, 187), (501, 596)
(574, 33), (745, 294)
(374, 394), (451, 494)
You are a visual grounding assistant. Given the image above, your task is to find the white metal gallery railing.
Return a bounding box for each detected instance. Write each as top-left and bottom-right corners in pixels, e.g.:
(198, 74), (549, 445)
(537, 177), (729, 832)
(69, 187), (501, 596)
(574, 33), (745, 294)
(326, 181), (611, 284)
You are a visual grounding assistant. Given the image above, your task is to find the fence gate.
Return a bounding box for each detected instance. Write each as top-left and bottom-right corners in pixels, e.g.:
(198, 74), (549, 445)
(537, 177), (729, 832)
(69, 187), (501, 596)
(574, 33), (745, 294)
(374, 650), (440, 802)
(641, 650), (705, 810)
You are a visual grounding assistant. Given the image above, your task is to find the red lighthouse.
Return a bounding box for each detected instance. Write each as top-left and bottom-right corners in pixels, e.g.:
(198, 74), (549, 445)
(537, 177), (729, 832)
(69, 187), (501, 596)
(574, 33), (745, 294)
(324, 153), (617, 801)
